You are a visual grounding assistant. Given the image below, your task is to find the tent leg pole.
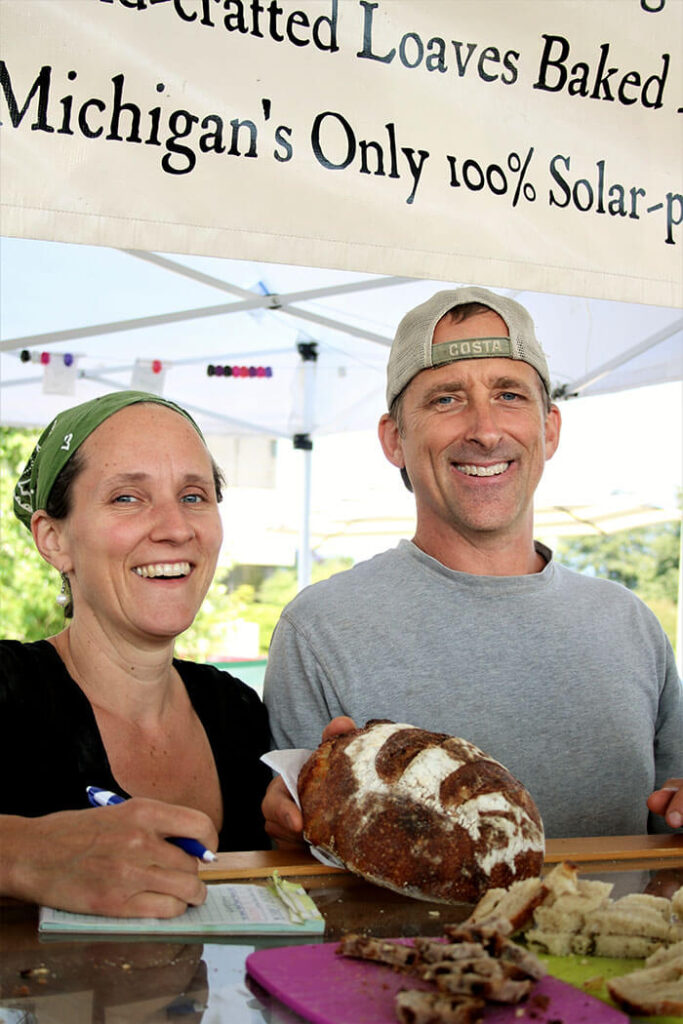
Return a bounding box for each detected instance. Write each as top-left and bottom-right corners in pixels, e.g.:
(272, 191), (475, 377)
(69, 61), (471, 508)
(298, 445), (313, 593)
(294, 340), (318, 593)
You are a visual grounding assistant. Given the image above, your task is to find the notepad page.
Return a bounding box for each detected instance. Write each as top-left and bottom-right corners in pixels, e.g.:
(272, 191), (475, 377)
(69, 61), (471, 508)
(39, 882), (324, 935)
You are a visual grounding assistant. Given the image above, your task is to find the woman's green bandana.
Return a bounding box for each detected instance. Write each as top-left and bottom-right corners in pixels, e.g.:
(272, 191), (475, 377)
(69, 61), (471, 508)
(13, 391), (205, 531)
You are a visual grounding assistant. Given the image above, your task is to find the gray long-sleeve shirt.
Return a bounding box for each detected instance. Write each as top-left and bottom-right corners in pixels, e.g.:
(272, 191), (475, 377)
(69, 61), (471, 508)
(264, 540), (682, 839)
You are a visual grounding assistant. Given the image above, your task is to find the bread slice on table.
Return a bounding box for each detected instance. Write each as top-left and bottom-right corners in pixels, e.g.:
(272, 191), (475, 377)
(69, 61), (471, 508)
(463, 864), (683, 961)
(672, 885), (683, 920)
(583, 904), (672, 940)
(607, 946), (683, 1017)
(593, 935), (667, 959)
(395, 991), (485, 1024)
(464, 877), (547, 933)
(646, 939), (683, 967)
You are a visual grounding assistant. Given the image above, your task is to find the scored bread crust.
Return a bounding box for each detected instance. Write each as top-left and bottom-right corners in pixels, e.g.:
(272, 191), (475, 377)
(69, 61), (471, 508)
(298, 720), (545, 903)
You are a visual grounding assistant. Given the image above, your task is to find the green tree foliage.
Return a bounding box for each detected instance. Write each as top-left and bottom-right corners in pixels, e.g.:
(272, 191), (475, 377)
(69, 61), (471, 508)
(556, 518), (680, 651)
(1, 427), (68, 640)
(175, 581), (256, 661)
(234, 558), (353, 654)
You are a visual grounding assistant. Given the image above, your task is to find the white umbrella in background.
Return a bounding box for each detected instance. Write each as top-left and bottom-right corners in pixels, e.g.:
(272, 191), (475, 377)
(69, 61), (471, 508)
(220, 481), (681, 670)
(533, 500), (681, 539)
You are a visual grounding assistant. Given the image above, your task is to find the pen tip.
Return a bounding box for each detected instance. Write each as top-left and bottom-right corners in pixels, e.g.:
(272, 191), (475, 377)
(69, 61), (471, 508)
(203, 850), (218, 862)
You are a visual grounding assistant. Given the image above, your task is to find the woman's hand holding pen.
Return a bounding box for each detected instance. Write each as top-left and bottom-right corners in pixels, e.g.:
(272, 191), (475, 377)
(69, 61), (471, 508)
(0, 798), (219, 918)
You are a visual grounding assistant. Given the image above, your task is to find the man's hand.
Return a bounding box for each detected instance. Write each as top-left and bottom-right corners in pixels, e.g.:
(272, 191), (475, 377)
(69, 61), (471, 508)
(1, 798), (218, 917)
(262, 774), (303, 848)
(262, 716), (357, 848)
(321, 716), (357, 743)
(647, 778), (683, 829)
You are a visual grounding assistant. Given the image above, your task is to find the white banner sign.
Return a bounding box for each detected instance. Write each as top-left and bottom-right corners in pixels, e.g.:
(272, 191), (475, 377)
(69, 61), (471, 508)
(1, 0), (681, 305)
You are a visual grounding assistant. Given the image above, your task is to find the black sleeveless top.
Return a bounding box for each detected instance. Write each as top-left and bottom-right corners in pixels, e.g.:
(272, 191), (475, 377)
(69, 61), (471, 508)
(0, 639), (272, 851)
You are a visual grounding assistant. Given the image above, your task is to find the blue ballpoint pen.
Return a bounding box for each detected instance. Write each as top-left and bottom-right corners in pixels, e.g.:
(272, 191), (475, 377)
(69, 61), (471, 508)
(86, 786), (217, 863)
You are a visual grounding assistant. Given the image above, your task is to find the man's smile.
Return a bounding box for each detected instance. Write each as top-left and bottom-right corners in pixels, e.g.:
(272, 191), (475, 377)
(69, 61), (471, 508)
(452, 461), (511, 477)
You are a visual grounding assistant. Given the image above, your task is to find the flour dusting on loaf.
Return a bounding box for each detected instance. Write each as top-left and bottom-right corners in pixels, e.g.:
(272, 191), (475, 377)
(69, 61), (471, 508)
(298, 720), (545, 903)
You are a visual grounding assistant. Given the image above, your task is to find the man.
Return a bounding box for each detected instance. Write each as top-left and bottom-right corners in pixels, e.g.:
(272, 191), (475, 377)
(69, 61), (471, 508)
(262, 286), (682, 841)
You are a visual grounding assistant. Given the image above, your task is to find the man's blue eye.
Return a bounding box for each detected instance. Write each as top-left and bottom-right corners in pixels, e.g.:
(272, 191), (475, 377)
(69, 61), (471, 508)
(114, 494), (136, 503)
(182, 494), (203, 503)
(501, 392), (519, 401)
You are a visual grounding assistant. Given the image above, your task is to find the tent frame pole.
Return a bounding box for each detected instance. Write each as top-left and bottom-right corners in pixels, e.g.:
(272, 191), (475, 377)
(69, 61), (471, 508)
(293, 341), (318, 593)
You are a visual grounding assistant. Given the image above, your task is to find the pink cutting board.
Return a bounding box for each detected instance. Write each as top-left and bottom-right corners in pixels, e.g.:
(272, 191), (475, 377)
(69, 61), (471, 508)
(246, 941), (629, 1024)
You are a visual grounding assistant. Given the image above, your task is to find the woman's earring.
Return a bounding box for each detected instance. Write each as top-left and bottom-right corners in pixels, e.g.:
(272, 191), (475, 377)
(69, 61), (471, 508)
(56, 572), (69, 607)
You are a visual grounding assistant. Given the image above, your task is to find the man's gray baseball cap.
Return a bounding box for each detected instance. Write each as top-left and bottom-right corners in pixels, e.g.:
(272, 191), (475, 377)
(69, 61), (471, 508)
(386, 286), (551, 407)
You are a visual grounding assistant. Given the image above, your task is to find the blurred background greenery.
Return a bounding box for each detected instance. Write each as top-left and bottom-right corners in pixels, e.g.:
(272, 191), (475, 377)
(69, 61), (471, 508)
(2, 426), (679, 663)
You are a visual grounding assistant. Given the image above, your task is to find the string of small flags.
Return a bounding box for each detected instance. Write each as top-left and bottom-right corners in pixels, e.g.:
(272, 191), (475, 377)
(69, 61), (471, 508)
(20, 350), (76, 366)
(206, 365), (273, 378)
(20, 351), (168, 374)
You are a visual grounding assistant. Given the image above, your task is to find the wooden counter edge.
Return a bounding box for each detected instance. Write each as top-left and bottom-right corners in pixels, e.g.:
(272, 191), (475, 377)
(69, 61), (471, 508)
(544, 833), (683, 862)
(200, 849), (347, 880)
(200, 835), (683, 880)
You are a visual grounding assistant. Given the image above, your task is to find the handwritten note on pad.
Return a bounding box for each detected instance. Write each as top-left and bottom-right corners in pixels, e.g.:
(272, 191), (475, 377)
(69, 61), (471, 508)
(39, 881), (325, 936)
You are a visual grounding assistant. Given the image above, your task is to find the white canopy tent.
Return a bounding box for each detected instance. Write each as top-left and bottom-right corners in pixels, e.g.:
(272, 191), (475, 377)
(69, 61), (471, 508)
(2, 242), (681, 419)
(1, 238), (682, 588)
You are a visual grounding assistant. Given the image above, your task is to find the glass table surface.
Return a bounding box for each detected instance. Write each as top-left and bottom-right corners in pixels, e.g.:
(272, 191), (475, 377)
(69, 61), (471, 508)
(1, 844), (681, 1024)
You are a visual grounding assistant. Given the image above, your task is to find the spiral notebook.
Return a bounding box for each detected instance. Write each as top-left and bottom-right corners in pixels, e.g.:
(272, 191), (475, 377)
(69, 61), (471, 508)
(39, 880), (325, 936)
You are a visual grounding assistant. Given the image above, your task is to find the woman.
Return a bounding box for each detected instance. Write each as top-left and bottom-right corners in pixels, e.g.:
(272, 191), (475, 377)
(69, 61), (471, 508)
(0, 391), (274, 918)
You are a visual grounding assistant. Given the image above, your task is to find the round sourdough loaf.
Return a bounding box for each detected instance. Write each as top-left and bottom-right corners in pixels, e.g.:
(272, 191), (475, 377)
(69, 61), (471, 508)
(298, 719), (545, 904)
